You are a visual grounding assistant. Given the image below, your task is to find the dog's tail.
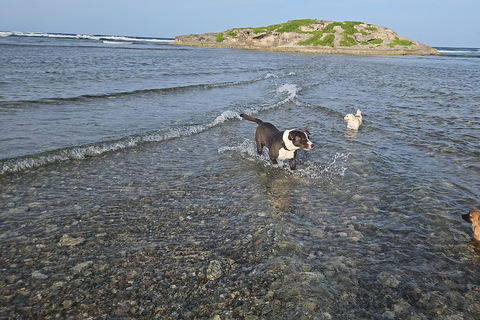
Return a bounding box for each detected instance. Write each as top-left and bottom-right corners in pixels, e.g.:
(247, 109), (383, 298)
(240, 113), (263, 125)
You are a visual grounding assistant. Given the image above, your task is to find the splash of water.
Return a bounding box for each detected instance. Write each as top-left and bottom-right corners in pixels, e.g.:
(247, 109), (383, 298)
(219, 140), (349, 182)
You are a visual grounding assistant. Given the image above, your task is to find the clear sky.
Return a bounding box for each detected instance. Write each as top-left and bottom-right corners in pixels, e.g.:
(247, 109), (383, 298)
(1, 0), (479, 47)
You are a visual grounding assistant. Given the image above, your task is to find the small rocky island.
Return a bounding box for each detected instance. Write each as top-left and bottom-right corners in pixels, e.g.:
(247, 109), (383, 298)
(172, 19), (439, 55)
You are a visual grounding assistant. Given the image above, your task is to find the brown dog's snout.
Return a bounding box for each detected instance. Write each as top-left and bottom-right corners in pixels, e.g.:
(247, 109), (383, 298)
(462, 213), (472, 223)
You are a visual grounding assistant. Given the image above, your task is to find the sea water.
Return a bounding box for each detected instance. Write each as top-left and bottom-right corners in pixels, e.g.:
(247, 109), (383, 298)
(1, 32), (480, 319)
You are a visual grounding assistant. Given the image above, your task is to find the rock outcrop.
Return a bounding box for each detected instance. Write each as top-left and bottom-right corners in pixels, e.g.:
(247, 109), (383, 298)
(172, 19), (439, 55)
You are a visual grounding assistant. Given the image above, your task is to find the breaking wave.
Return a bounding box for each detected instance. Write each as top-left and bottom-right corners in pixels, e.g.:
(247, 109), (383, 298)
(0, 111), (235, 175)
(0, 31), (173, 43)
(0, 82), (299, 175)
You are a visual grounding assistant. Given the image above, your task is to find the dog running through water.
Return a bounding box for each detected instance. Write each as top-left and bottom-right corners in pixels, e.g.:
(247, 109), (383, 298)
(240, 113), (313, 170)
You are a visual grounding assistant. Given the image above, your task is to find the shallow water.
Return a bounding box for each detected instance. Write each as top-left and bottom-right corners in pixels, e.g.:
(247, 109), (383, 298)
(1, 35), (480, 319)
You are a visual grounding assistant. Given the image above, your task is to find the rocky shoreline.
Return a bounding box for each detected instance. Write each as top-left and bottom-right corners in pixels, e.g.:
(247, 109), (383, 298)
(2, 188), (478, 320)
(172, 19), (440, 55)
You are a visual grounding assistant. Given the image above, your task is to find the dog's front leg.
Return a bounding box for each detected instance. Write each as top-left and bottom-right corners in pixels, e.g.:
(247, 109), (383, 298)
(289, 150), (298, 170)
(289, 158), (297, 170)
(270, 156), (278, 165)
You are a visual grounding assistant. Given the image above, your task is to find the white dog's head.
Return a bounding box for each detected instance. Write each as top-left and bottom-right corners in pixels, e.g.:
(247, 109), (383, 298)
(344, 113), (356, 122)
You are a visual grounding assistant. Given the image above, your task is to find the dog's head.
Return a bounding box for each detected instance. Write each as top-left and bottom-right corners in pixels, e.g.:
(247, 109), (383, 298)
(463, 210), (480, 224)
(288, 129), (313, 151)
(344, 114), (355, 122)
(463, 209), (480, 241)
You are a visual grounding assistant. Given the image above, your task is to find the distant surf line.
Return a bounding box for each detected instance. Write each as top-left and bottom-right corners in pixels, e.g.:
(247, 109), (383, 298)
(0, 31), (173, 43)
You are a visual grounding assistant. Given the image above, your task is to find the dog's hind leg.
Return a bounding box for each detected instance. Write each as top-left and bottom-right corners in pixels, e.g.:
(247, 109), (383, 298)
(257, 144), (263, 155)
(255, 137), (264, 155)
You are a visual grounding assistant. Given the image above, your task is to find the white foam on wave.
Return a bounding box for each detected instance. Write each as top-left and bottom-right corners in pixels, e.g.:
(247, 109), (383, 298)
(438, 50), (471, 54)
(1, 31), (172, 43)
(276, 83), (305, 109)
(265, 73), (279, 79)
(213, 110), (240, 126)
(264, 72), (295, 80)
(0, 138), (140, 175)
(0, 109), (245, 175)
(277, 83), (299, 100)
(225, 83), (301, 123)
(437, 48), (480, 55)
(0, 80), (300, 175)
(99, 35), (171, 43)
(103, 41), (133, 45)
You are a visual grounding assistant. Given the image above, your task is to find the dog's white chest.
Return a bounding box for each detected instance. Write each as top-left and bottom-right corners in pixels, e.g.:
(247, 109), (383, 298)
(277, 148), (295, 160)
(347, 119), (361, 130)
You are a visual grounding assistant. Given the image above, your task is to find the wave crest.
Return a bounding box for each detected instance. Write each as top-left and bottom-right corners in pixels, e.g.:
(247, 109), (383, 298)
(0, 31), (173, 43)
(1, 108), (248, 175)
(1, 81), (300, 175)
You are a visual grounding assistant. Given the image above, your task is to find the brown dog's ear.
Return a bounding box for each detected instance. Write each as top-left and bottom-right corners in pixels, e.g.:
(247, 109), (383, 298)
(471, 210), (480, 221)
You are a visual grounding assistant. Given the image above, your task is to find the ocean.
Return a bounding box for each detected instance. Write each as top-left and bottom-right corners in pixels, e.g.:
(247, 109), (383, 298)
(1, 31), (480, 319)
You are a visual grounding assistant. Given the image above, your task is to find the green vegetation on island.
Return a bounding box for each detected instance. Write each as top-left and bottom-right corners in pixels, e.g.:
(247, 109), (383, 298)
(251, 19), (318, 34)
(173, 19), (439, 55)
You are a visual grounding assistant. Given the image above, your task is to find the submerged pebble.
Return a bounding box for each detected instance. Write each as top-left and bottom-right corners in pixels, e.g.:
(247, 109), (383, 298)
(206, 260), (223, 281)
(377, 271), (401, 288)
(57, 234), (85, 247)
(31, 271), (48, 280)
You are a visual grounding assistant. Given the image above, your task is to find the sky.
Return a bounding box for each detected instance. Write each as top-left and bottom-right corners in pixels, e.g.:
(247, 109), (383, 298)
(1, 0), (479, 47)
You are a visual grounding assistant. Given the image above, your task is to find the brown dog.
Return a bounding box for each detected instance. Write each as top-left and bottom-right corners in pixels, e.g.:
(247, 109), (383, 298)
(462, 210), (480, 242)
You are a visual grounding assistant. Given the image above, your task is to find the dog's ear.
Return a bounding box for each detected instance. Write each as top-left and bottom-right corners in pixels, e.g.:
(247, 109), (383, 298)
(288, 131), (296, 141)
(289, 130), (310, 141)
(471, 210), (480, 221)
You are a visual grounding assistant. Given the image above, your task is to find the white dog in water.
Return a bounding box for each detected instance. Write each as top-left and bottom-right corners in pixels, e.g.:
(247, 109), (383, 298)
(344, 110), (362, 130)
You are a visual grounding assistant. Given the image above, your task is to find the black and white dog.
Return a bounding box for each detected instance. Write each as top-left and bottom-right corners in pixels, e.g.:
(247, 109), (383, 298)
(240, 113), (313, 170)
